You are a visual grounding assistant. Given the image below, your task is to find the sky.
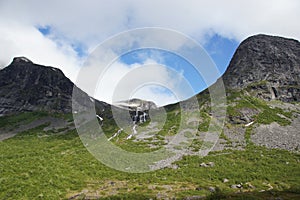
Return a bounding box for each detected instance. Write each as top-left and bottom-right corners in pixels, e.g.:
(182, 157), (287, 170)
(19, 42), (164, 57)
(0, 0), (299, 106)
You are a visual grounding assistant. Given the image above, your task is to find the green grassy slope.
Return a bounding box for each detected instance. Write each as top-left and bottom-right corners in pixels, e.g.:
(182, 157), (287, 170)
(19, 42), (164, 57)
(0, 118), (299, 199)
(0, 87), (300, 199)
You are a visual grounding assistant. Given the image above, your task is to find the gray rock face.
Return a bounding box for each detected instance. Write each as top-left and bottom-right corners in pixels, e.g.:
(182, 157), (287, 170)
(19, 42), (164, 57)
(223, 34), (300, 102)
(113, 98), (157, 111)
(0, 57), (108, 115)
(113, 98), (157, 124)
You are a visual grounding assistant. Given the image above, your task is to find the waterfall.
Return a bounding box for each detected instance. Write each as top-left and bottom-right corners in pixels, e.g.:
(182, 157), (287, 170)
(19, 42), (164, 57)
(108, 128), (123, 141)
(133, 115), (138, 124)
(139, 115), (144, 123)
(133, 124), (137, 135)
(133, 109), (139, 123)
(126, 124), (137, 140)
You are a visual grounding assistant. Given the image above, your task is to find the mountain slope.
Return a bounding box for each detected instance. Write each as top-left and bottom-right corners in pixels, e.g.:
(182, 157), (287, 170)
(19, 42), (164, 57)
(223, 34), (300, 102)
(0, 35), (300, 199)
(207, 34), (300, 151)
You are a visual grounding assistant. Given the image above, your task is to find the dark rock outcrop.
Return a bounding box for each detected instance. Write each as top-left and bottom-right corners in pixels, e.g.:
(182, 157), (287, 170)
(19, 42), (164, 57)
(113, 98), (157, 111)
(0, 57), (108, 115)
(113, 98), (157, 124)
(222, 34), (300, 102)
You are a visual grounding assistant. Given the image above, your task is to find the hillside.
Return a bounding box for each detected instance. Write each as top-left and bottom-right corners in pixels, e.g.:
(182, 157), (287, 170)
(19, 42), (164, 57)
(216, 34), (300, 151)
(0, 34), (299, 199)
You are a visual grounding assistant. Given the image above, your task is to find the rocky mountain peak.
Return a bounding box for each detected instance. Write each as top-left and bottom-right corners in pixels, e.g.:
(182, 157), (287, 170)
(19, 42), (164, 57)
(0, 57), (104, 115)
(7, 56), (64, 77)
(12, 56), (33, 64)
(222, 34), (300, 102)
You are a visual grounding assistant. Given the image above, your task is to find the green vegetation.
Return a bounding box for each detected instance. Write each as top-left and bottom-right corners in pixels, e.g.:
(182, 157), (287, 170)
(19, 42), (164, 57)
(244, 126), (254, 146)
(0, 87), (299, 199)
(158, 110), (181, 136)
(0, 120), (299, 199)
(226, 90), (242, 102)
(227, 105), (241, 117)
(246, 80), (268, 90)
(0, 111), (73, 130)
(256, 108), (291, 126)
(198, 111), (210, 132)
(225, 94), (294, 126)
(0, 112), (48, 129)
(111, 135), (163, 153)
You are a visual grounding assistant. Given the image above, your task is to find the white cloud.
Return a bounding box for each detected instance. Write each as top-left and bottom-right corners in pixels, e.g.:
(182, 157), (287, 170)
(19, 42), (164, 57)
(0, 0), (299, 105)
(1, 0), (299, 48)
(132, 85), (179, 106)
(0, 20), (81, 80)
(93, 59), (189, 106)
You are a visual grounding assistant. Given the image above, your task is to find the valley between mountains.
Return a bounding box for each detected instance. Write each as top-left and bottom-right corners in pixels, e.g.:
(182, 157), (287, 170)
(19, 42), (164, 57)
(0, 34), (299, 199)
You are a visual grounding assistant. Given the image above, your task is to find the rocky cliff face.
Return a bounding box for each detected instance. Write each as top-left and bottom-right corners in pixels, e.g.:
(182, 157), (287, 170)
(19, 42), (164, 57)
(0, 57), (108, 115)
(223, 34), (300, 102)
(113, 98), (157, 111)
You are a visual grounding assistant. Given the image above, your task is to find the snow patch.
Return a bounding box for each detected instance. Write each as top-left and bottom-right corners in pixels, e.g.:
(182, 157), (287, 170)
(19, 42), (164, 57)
(96, 115), (103, 121)
(245, 121), (254, 127)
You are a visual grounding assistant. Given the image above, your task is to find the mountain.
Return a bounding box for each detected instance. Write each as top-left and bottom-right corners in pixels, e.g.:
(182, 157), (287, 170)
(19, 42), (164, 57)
(2, 34), (299, 117)
(113, 98), (157, 111)
(0, 35), (300, 199)
(208, 34), (300, 152)
(0, 57), (109, 116)
(223, 34), (300, 102)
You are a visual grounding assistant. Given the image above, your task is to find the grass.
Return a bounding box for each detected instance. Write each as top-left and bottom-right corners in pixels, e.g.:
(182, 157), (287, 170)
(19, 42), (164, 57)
(0, 121), (299, 199)
(198, 111), (210, 132)
(158, 110), (181, 136)
(225, 94), (294, 126)
(0, 111), (73, 130)
(0, 86), (299, 199)
(0, 112), (48, 129)
(256, 110), (290, 126)
(111, 136), (162, 153)
(244, 126), (254, 146)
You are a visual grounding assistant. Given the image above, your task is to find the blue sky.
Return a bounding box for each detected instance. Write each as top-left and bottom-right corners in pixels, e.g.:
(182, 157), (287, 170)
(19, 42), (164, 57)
(109, 34), (238, 96)
(38, 27), (238, 104)
(204, 34), (239, 75)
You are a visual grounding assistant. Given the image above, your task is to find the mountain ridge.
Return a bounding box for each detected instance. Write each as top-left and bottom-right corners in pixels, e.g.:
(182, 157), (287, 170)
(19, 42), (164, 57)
(0, 35), (300, 199)
(0, 57), (109, 116)
(1, 34), (299, 117)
